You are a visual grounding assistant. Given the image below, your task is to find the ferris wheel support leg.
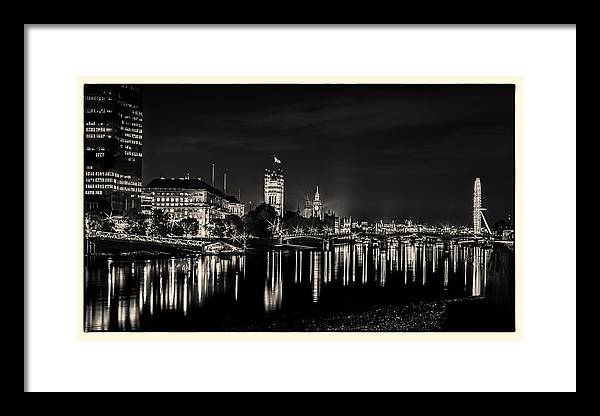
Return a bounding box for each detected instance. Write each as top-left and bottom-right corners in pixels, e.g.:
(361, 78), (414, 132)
(481, 211), (492, 235)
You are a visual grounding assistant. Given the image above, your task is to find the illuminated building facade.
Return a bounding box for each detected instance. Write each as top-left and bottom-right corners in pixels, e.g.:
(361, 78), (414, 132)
(144, 177), (242, 237)
(324, 211), (351, 234)
(225, 195), (245, 217)
(335, 216), (352, 234)
(375, 220), (402, 234)
(473, 177), (482, 235)
(264, 168), (285, 216)
(140, 192), (153, 216)
(84, 85), (143, 214)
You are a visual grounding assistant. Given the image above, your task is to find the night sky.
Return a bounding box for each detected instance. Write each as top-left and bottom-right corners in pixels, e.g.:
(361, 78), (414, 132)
(142, 84), (515, 225)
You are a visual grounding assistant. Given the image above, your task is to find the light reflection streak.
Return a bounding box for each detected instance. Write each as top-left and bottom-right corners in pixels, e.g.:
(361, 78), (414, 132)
(472, 247), (482, 296)
(453, 244), (458, 274)
(352, 247), (356, 284)
(464, 247), (468, 289)
(328, 250), (333, 284)
(362, 245), (368, 284)
(183, 269), (188, 315)
(311, 252), (322, 302)
(380, 250), (387, 287)
(410, 245), (416, 283)
(483, 249), (488, 292)
(444, 257), (449, 289)
(235, 272), (239, 301)
(150, 277), (154, 316)
(197, 257), (204, 306)
(299, 251), (303, 283)
(295, 251), (299, 284)
(168, 258), (174, 310)
(422, 246), (426, 285)
(264, 251), (283, 312)
(107, 260), (113, 309)
(404, 245), (408, 284)
(343, 246), (349, 286)
(391, 247), (399, 273)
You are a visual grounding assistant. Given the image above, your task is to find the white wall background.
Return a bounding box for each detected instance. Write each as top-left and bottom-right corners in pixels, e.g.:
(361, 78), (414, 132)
(25, 25), (577, 392)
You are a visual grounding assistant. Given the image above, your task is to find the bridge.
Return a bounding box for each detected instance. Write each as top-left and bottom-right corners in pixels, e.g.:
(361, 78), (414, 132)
(86, 228), (509, 256)
(85, 230), (244, 255)
(281, 233), (353, 242)
(279, 230), (507, 251)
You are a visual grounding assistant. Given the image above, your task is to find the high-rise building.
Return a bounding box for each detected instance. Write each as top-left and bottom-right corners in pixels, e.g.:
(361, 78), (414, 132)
(312, 185), (323, 220)
(84, 85), (143, 214)
(473, 177), (482, 235)
(264, 168), (284, 216)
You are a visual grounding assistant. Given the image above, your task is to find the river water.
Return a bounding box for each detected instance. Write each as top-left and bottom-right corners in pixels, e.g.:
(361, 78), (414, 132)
(84, 242), (492, 331)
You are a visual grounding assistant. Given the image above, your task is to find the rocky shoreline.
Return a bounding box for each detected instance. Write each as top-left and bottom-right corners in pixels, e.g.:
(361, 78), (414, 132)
(228, 297), (488, 332)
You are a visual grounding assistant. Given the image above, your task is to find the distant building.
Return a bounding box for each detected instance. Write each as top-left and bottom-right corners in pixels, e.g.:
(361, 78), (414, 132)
(375, 220), (402, 234)
(335, 216), (352, 235)
(324, 210), (351, 235)
(144, 177), (243, 237)
(264, 168), (284, 216)
(494, 214), (514, 240)
(502, 229), (515, 241)
(225, 195), (245, 217)
(324, 211), (335, 228)
(84, 85), (143, 214)
(301, 194), (313, 218)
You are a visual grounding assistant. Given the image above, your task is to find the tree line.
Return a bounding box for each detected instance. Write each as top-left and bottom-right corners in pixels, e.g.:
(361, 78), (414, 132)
(84, 202), (329, 240)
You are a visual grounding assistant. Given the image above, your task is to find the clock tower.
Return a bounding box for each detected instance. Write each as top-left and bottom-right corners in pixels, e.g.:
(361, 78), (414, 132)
(312, 186), (323, 220)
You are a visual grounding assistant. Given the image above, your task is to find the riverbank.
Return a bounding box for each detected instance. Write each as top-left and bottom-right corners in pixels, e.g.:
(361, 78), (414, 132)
(219, 297), (507, 332)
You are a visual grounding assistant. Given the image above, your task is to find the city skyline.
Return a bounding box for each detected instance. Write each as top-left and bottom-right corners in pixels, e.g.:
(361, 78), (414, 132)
(141, 84), (515, 224)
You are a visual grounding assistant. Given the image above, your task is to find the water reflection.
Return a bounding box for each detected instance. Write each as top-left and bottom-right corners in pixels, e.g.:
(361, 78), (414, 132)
(264, 252), (283, 312)
(312, 252), (322, 303)
(85, 241), (492, 331)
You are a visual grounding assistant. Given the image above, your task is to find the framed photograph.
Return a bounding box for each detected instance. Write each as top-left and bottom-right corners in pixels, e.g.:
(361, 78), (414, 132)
(26, 25), (576, 392)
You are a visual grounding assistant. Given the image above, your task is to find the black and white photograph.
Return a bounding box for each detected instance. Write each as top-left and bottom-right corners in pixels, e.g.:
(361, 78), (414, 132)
(83, 82), (516, 333)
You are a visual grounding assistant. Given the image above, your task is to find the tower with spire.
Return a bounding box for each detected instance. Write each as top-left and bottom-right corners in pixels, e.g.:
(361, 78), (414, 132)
(312, 185), (323, 220)
(302, 193), (313, 218)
